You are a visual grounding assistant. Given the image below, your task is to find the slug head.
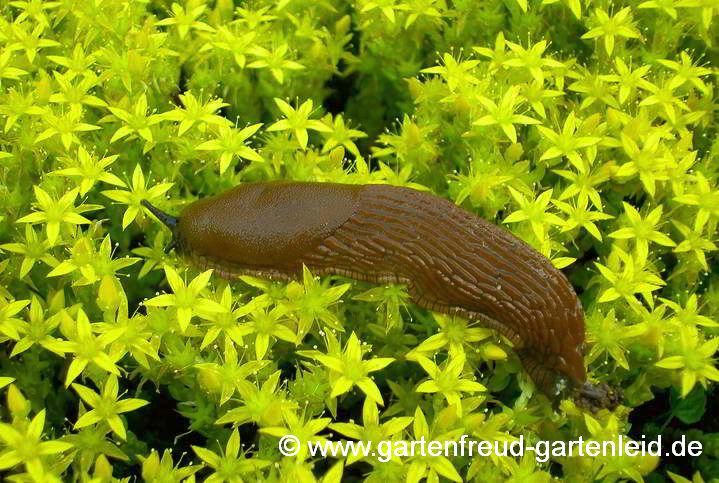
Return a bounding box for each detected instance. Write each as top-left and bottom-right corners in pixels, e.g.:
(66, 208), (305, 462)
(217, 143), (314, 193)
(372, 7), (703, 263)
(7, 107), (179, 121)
(574, 381), (622, 412)
(515, 296), (621, 410)
(520, 345), (621, 411)
(519, 346), (583, 400)
(537, 297), (623, 410)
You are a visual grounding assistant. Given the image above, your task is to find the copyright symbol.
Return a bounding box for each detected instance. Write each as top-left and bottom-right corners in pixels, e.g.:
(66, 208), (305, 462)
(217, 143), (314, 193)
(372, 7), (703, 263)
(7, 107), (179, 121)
(279, 435), (300, 456)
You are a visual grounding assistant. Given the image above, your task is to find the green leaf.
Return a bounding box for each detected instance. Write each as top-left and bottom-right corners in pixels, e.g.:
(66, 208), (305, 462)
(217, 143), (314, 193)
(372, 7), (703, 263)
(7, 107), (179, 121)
(670, 386), (706, 424)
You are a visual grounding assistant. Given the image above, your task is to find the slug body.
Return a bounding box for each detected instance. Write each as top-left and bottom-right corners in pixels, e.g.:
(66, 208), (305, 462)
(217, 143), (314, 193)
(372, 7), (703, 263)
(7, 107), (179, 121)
(147, 181), (594, 401)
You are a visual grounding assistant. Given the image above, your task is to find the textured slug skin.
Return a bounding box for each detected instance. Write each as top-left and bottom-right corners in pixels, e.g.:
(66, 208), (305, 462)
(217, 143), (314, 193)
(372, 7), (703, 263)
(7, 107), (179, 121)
(176, 181), (587, 396)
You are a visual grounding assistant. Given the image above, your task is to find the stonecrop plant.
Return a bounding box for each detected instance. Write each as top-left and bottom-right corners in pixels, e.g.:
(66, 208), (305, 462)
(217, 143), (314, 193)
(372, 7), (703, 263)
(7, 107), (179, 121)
(0, 0), (717, 481)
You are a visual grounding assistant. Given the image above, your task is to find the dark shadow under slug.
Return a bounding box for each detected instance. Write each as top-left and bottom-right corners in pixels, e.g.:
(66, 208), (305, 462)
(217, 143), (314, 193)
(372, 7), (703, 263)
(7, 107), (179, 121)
(141, 181), (621, 410)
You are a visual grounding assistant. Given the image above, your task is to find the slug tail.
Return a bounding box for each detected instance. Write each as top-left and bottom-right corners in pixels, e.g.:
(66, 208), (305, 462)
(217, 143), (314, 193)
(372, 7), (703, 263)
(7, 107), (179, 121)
(141, 200), (178, 230)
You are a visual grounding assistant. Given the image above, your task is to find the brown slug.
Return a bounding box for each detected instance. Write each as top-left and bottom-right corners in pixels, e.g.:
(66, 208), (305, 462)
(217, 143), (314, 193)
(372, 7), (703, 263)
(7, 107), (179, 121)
(142, 181), (619, 408)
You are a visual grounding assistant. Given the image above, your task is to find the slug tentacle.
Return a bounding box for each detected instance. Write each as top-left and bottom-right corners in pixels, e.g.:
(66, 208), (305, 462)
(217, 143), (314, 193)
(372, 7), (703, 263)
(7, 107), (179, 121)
(152, 181), (618, 408)
(141, 200), (178, 230)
